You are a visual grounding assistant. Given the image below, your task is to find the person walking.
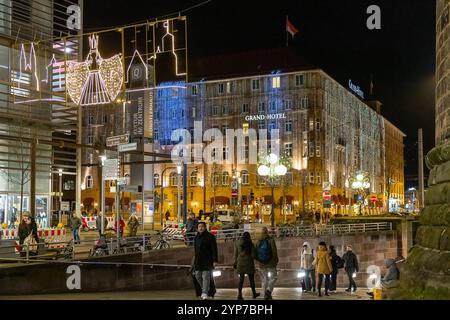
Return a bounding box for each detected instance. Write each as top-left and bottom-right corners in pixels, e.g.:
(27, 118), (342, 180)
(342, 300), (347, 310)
(127, 214), (140, 237)
(329, 245), (343, 292)
(96, 212), (108, 237)
(316, 241), (333, 297)
(234, 232), (260, 300)
(186, 212), (199, 246)
(342, 244), (359, 292)
(114, 215), (125, 237)
(70, 212), (81, 244)
(18, 213), (39, 257)
(165, 210), (171, 222)
(300, 241), (316, 292)
(193, 222), (218, 300)
(256, 227), (278, 300)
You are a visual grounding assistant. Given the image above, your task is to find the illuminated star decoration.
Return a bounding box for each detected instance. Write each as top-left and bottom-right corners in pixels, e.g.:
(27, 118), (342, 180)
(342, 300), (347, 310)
(66, 35), (123, 106)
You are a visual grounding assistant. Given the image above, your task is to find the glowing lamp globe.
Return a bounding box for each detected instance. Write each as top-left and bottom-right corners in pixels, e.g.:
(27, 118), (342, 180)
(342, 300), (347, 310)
(356, 174), (364, 181)
(275, 164), (287, 176)
(363, 182), (371, 189)
(258, 165), (270, 176)
(352, 181), (362, 189)
(268, 153), (278, 165)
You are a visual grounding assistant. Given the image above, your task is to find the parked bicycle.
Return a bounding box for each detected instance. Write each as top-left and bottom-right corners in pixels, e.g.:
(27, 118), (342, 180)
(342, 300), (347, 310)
(152, 231), (170, 250)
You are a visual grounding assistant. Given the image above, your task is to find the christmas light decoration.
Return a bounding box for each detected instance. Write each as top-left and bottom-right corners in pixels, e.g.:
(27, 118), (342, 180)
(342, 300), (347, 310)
(125, 50), (149, 84)
(19, 43), (39, 91)
(161, 20), (186, 76)
(66, 35), (123, 106)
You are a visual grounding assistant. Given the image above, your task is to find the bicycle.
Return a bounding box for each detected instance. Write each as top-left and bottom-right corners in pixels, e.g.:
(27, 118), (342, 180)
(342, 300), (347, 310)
(152, 232), (170, 250)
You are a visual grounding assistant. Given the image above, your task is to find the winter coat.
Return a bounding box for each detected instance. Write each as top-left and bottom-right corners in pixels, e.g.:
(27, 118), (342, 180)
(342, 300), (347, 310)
(256, 235), (278, 269)
(114, 219), (125, 233)
(234, 239), (256, 275)
(300, 241), (316, 270)
(316, 245), (333, 275)
(70, 216), (81, 229)
(128, 216), (140, 229)
(330, 250), (341, 274)
(96, 216), (108, 231)
(342, 250), (359, 272)
(194, 230), (218, 271)
(186, 217), (199, 233)
(382, 259), (400, 284)
(18, 221), (39, 245)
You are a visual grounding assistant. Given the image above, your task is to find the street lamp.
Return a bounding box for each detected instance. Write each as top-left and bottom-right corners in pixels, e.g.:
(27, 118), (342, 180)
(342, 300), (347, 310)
(257, 153), (289, 227)
(58, 169), (63, 224)
(100, 155), (106, 235)
(177, 164), (182, 223)
(349, 171), (371, 216)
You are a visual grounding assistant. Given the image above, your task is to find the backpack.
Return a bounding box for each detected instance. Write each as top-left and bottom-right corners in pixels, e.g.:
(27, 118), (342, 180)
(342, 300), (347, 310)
(336, 255), (344, 269)
(256, 238), (273, 263)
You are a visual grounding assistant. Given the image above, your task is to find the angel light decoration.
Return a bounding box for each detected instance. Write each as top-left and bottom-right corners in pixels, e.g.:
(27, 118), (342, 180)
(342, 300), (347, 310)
(66, 35), (123, 106)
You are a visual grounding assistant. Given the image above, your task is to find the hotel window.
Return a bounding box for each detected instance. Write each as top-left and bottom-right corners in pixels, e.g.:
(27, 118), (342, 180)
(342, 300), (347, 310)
(302, 117), (308, 131)
(172, 88), (178, 97)
(110, 114), (115, 124)
(218, 83), (224, 94)
(226, 81), (233, 93)
(102, 115), (108, 123)
(242, 170), (250, 185)
(223, 147), (229, 161)
(284, 100), (293, 110)
(258, 122), (266, 130)
(222, 125), (229, 135)
(269, 121), (277, 132)
(272, 76), (280, 89)
(303, 144), (308, 158)
(309, 141), (315, 157)
(170, 173), (178, 186)
(153, 174), (160, 187)
(222, 105), (229, 115)
(87, 135), (94, 144)
(243, 123), (249, 135)
(285, 143), (293, 157)
(86, 175), (93, 189)
(315, 119), (321, 131)
(258, 102), (265, 113)
(154, 129), (159, 141)
(242, 103), (249, 113)
(211, 148), (218, 161)
(191, 107), (196, 117)
(88, 115), (94, 125)
(301, 97), (309, 109)
(285, 172), (293, 185)
(212, 105), (219, 116)
(258, 175), (266, 185)
(309, 119), (314, 131)
(285, 120), (292, 133)
(213, 172), (221, 186)
(295, 74), (305, 86)
(316, 143), (321, 157)
(316, 173), (322, 185)
(222, 172), (229, 185)
(269, 100), (277, 112)
(309, 172), (314, 184)
(190, 171), (198, 186)
(172, 109), (177, 118)
(252, 79), (260, 91)
(192, 85), (198, 95)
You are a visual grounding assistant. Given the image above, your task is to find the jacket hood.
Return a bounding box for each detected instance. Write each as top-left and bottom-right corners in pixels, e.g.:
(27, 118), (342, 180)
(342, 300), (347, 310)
(385, 259), (396, 268)
(302, 242), (312, 254)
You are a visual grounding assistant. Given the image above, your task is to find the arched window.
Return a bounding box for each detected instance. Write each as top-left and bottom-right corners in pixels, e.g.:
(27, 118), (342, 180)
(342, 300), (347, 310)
(213, 172), (221, 187)
(222, 171), (229, 186)
(86, 175), (93, 189)
(241, 170), (249, 185)
(190, 171), (198, 186)
(170, 172), (178, 186)
(153, 174), (160, 187)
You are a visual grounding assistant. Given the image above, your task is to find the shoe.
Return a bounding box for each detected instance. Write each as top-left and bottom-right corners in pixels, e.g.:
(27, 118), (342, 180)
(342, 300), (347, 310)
(325, 292), (330, 296)
(237, 296), (244, 300)
(253, 293), (261, 299)
(264, 290), (272, 300)
(345, 288), (351, 292)
(352, 287), (357, 292)
(318, 292), (322, 297)
(201, 293), (208, 300)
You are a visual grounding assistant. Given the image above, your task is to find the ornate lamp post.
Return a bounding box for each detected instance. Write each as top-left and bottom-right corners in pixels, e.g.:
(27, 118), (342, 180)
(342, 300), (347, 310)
(257, 153), (289, 227)
(349, 171), (371, 216)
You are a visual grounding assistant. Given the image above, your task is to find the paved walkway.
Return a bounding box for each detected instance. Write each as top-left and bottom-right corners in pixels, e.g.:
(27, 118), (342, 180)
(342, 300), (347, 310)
(0, 288), (371, 300)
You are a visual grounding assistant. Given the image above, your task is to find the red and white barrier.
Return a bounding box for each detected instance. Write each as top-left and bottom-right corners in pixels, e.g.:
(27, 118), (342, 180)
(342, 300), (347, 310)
(82, 217), (97, 230)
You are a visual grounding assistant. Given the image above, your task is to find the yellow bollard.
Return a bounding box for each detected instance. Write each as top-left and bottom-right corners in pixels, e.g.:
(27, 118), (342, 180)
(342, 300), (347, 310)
(373, 288), (382, 300)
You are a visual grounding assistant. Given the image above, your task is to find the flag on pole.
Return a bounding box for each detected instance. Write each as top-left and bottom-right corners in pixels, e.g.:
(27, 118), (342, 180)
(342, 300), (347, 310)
(286, 17), (299, 37)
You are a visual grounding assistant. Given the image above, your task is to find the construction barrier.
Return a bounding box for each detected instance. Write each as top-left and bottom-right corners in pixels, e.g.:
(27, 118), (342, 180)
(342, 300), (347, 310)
(82, 217), (97, 230)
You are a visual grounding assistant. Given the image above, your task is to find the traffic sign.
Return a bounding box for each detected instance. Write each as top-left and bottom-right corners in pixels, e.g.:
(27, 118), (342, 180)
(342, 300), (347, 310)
(122, 185), (141, 192)
(60, 201), (70, 211)
(323, 191), (331, 201)
(370, 195), (377, 202)
(118, 142), (137, 152)
(117, 177), (130, 186)
(106, 134), (129, 147)
(103, 159), (119, 180)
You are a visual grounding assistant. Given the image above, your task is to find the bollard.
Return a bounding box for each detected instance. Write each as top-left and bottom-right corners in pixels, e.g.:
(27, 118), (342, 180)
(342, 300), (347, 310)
(373, 288), (382, 300)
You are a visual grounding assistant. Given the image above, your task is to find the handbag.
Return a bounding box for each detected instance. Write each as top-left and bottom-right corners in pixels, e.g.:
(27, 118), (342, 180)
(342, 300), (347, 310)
(23, 232), (38, 253)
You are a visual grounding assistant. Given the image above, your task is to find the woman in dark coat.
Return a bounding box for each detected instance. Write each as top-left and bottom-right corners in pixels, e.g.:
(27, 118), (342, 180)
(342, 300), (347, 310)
(18, 213), (39, 257)
(234, 232), (260, 300)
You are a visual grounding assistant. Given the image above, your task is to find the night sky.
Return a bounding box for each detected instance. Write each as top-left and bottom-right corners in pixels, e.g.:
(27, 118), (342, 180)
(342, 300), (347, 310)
(84, 0), (436, 187)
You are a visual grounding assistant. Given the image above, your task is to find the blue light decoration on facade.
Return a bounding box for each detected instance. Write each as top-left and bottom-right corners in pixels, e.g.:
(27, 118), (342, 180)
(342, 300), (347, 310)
(154, 81), (188, 146)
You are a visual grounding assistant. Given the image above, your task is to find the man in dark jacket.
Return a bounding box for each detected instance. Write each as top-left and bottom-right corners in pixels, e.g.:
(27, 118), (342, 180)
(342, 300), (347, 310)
(256, 227), (278, 300)
(194, 222), (218, 300)
(329, 245), (342, 292)
(342, 245), (359, 292)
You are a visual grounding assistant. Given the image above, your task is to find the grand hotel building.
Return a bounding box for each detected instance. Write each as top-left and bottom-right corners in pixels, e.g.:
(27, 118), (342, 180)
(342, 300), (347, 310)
(81, 48), (405, 224)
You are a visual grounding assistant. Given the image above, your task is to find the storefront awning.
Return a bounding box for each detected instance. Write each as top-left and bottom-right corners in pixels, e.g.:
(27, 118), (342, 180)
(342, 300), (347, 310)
(210, 196), (230, 206)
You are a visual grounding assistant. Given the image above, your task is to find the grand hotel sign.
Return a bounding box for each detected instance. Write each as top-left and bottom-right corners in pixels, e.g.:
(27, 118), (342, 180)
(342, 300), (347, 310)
(244, 113), (287, 121)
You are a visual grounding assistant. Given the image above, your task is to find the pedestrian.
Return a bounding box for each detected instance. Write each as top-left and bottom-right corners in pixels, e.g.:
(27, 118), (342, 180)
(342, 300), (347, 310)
(315, 210), (320, 223)
(70, 212), (82, 244)
(18, 212), (39, 257)
(256, 227), (278, 300)
(198, 209), (203, 221)
(234, 232), (260, 300)
(165, 210), (171, 222)
(342, 244), (359, 292)
(316, 241), (333, 297)
(193, 222), (218, 300)
(127, 214), (140, 237)
(329, 245), (343, 292)
(96, 212), (109, 237)
(300, 241), (316, 292)
(380, 258), (400, 289)
(255, 211), (260, 224)
(186, 212), (199, 246)
(114, 215), (125, 237)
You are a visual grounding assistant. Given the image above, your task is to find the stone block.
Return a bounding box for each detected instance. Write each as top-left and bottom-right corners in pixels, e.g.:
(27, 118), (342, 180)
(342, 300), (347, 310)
(425, 182), (450, 206)
(416, 226), (445, 249)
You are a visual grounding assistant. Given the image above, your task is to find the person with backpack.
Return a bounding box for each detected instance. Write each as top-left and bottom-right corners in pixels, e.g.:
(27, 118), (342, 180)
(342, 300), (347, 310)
(316, 241), (333, 297)
(329, 245), (343, 292)
(342, 244), (359, 292)
(256, 227), (278, 300)
(233, 232), (260, 300)
(193, 222), (218, 300)
(300, 241), (316, 292)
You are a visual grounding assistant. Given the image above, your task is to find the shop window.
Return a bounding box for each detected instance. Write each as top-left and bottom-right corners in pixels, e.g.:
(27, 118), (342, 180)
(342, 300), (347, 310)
(242, 171), (249, 185)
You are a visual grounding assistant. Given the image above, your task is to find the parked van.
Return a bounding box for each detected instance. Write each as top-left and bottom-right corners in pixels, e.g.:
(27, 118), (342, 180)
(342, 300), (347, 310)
(215, 209), (236, 223)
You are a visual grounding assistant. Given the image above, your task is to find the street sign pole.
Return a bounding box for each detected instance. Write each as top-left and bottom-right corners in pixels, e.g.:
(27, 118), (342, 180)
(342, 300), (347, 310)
(101, 162), (105, 235)
(116, 157), (120, 248)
